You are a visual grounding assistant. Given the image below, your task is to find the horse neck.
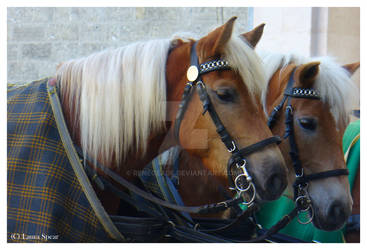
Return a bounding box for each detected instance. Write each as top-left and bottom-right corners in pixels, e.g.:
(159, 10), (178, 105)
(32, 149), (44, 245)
(59, 88), (173, 181)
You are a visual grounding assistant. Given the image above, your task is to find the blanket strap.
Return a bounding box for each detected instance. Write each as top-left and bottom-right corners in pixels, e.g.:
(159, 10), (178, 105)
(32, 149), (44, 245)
(47, 78), (125, 242)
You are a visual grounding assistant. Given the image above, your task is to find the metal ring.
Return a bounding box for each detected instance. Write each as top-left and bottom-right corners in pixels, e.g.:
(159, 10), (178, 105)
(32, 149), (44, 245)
(227, 141), (236, 153)
(295, 195), (312, 212)
(234, 174), (252, 192)
(236, 159), (246, 168)
(297, 205), (314, 225)
(240, 182), (256, 205)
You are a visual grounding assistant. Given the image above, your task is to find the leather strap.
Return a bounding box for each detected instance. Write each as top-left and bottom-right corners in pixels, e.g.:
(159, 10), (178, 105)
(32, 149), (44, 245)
(174, 83), (194, 142)
(294, 169), (350, 187)
(47, 79), (126, 241)
(229, 136), (281, 164)
(77, 147), (244, 214)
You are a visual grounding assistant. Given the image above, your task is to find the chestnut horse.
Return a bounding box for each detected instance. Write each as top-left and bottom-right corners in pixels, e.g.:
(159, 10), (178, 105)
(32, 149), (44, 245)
(256, 50), (359, 235)
(56, 17), (287, 222)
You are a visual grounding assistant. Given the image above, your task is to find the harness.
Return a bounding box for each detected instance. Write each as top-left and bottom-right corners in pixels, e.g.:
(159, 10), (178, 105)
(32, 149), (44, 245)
(267, 67), (349, 224)
(42, 45), (325, 242)
(57, 42), (291, 242)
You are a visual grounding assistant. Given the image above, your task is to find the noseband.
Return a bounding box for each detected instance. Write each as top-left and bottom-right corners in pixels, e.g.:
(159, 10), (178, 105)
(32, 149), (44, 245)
(174, 42), (281, 205)
(267, 67), (349, 223)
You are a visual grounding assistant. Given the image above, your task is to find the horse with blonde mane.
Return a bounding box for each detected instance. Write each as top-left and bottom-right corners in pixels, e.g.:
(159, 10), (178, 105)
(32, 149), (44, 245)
(8, 17), (287, 242)
(246, 41), (359, 241)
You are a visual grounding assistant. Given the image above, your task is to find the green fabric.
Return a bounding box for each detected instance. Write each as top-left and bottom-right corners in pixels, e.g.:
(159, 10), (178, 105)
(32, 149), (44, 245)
(342, 119), (360, 191)
(250, 120), (360, 243)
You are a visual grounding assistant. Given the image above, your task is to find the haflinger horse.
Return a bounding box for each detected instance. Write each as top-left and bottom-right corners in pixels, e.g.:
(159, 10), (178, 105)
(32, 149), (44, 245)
(8, 17), (288, 242)
(250, 45), (359, 238)
(56, 16), (287, 238)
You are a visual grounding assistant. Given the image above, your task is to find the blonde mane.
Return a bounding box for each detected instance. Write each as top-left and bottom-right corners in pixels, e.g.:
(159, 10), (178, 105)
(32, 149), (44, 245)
(55, 34), (266, 166)
(259, 51), (358, 127)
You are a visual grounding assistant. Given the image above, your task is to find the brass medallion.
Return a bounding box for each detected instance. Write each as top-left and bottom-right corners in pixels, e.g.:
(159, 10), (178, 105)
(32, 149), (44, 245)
(187, 65), (199, 82)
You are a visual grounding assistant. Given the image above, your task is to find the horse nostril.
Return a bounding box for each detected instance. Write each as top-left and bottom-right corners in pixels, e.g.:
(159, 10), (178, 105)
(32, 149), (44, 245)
(266, 173), (286, 197)
(318, 200), (352, 231)
(329, 201), (348, 221)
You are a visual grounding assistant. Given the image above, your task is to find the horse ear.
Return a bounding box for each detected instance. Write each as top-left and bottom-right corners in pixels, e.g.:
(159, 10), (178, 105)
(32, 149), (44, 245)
(241, 23), (265, 48)
(343, 62), (360, 75)
(199, 16), (237, 57)
(295, 62), (320, 87)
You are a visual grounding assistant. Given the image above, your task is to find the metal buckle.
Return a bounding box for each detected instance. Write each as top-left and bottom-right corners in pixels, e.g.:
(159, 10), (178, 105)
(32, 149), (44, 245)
(286, 105), (293, 114)
(295, 168), (304, 178)
(167, 220), (176, 228)
(236, 159), (252, 182)
(217, 201), (228, 208)
(186, 81), (193, 87)
(196, 80), (205, 88)
(227, 141), (236, 153)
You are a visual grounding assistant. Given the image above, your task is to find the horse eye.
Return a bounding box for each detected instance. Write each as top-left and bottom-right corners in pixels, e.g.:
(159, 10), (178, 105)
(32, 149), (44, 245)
(298, 118), (317, 131)
(215, 88), (236, 103)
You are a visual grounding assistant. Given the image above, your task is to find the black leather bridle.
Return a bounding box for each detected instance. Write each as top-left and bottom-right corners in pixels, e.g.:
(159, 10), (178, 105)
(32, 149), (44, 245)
(174, 42), (282, 205)
(267, 67), (349, 223)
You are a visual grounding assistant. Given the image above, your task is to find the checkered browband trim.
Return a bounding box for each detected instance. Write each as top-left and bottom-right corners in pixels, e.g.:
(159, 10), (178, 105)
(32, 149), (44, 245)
(199, 59), (230, 74)
(285, 87), (321, 99)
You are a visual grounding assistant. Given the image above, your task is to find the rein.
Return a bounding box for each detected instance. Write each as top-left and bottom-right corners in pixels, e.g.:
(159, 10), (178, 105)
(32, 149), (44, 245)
(267, 67), (349, 224)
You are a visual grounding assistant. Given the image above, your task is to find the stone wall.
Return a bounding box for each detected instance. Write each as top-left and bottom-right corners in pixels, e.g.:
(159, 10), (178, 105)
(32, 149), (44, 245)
(253, 7), (360, 110)
(326, 7), (360, 92)
(7, 7), (250, 84)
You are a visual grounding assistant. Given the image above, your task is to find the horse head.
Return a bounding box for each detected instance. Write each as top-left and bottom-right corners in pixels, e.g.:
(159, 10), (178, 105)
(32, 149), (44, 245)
(264, 55), (359, 231)
(166, 18), (287, 203)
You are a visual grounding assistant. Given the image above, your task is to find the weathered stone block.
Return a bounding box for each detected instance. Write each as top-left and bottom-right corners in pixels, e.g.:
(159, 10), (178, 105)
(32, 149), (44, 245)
(12, 25), (45, 41)
(7, 44), (18, 61)
(46, 23), (79, 41)
(79, 24), (109, 42)
(22, 43), (52, 59)
(7, 7), (54, 24)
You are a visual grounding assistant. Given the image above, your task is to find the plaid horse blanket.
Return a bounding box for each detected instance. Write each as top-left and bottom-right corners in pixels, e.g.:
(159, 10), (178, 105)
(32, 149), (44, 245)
(7, 79), (116, 242)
